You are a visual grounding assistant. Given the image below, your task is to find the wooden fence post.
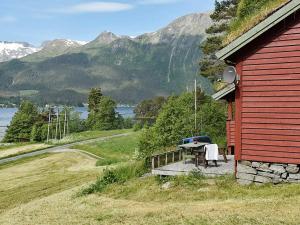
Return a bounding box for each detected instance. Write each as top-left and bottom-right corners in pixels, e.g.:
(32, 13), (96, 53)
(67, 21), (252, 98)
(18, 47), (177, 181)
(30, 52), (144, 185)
(152, 157), (155, 169)
(165, 153), (168, 165)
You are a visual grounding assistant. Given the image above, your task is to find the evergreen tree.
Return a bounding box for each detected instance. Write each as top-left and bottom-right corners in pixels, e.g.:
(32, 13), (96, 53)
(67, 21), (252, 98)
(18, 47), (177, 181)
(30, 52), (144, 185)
(87, 88), (103, 128)
(134, 96), (167, 126)
(91, 96), (120, 130)
(3, 101), (39, 142)
(200, 0), (238, 83)
(88, 88), (102, 112)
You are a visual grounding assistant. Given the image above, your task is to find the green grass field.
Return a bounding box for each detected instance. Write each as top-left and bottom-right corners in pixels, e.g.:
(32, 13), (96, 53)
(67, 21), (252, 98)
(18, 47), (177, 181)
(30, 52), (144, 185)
(0, 129), (132, 160)
(72, 132), (139, 166)
(49, 129), (132, 145)
(0, 133), (300, 225)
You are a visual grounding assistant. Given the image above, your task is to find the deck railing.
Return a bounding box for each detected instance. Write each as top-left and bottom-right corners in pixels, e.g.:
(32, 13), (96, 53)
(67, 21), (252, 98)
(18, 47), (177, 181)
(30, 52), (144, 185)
(149, 147), (229, 170)
(150, 149), (188, 169)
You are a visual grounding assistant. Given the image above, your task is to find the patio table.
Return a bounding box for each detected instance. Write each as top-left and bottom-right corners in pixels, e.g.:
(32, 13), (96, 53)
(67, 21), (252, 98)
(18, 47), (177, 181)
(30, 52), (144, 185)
(178, 142), (209, 167)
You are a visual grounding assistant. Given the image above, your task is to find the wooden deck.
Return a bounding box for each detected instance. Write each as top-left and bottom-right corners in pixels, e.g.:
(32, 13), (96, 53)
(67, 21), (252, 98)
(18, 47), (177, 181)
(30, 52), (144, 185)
(152, 155), (235, 176)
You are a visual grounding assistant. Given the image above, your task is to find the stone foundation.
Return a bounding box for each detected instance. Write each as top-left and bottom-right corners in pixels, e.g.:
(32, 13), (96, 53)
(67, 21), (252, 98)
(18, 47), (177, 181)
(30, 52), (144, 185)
(237, 161), (300, 185)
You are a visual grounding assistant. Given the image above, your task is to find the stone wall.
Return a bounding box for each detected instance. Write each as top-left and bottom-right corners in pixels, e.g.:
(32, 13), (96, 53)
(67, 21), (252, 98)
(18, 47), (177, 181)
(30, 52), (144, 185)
(237, 161), (300, 185)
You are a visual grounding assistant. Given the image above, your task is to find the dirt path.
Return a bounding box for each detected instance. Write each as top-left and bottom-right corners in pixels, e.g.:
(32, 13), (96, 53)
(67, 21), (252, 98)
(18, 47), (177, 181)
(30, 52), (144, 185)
(0, 133), (131, 165)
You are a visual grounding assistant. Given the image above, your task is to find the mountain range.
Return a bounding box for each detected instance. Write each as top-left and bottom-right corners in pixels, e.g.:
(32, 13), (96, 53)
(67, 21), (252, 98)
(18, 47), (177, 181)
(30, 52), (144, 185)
(0, 42), (39, 62)
(0, 13), (213, 105)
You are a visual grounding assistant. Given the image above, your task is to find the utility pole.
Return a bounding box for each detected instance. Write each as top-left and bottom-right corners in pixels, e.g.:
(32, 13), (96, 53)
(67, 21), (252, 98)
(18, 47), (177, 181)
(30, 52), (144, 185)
(63, 107), (67, 138)
(47, 107), (51, 143)
(194, 79), (197, 133)
(55, 107), (59, 140)
(58, 108), (61, 140)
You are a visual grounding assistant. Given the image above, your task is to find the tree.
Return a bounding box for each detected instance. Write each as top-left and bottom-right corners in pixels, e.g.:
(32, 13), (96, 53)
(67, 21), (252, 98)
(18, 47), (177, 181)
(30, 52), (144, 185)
(199, 0), (238, 82)
(134, 96), (167, 126)
(138, 92), (227, 158)
(3, 101), (39, 142)
(89, 96), (121, 130)
(88, 88), (102, 112)
(138, 93), (197, 157)
(87, 88), (103, 128)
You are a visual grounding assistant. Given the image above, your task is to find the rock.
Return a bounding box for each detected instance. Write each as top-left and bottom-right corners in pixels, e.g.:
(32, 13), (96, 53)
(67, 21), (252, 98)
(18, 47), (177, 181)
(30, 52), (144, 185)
(257, 163), (272, 172)
(286, 165), (299, 174)
(287, 179), (300, 183)
(240, 161), (252, 166)
(272, 177), (283, 184)
(270, 165), (286, 175)
(257, 171), (279, 179)
(237, 172), (255, 181)
(257, 167), (273, 173)
(288, 173), (300, 180)
(254, 175), (272, 184)
(273, 163), (287, 167)
(237, 179), (253, 185)
(161, 182), (172, 190)
(288, 164), (298, 167)
(252, 162), (261, 168)
(260, 163), (270, 169)
(237, 164), (257, 175)
(281, 172), (288, 179)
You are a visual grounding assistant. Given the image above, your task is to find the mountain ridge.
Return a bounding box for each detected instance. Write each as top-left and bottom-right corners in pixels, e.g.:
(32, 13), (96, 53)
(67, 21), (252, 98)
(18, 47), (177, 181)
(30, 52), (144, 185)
(0, 12), (213, 105)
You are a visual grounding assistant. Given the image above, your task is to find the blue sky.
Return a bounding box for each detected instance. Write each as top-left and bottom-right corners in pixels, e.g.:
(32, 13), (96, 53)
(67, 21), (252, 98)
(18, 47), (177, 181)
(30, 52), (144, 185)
(0, 0), (215, 46)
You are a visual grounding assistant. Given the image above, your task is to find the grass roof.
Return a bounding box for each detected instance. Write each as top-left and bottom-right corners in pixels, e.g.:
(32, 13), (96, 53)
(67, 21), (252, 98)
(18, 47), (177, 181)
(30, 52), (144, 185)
(224, 0), (291, 45)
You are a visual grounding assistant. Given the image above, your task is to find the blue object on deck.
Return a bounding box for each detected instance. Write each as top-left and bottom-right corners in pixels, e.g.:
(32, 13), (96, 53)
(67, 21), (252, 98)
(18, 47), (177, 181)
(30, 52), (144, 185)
(179, 136), (212, 145)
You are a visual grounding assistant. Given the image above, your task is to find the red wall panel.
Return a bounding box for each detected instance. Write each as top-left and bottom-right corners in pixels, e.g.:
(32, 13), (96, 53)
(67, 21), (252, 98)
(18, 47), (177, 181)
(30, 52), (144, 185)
(238, 17), (300, 163)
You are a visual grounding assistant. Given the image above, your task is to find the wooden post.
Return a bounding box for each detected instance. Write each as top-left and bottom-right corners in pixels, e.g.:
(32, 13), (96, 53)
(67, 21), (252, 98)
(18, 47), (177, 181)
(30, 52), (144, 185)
(165, 153), (168, 165)
(179, 149), (181, 160)
(152, 157), (155, 169)
(172, 152), (175, 162)
(157, 156), (160, 167)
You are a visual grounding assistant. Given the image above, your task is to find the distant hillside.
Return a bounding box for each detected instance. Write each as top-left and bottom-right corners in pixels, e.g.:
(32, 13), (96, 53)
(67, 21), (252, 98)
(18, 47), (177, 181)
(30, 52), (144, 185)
(0, 13), (213, 105)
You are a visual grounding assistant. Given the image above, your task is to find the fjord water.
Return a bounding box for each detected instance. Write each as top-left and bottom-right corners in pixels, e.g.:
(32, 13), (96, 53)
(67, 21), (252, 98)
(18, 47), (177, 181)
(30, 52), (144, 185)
(0, 107), (134, 141)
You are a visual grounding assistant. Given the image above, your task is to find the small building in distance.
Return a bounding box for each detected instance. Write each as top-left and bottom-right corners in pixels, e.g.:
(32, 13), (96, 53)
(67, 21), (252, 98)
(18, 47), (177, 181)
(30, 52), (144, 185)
(214, 0), (300, 185)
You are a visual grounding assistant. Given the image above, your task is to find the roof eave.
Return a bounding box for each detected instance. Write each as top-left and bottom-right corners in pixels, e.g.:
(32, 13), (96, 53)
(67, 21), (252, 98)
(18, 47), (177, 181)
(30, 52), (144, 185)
(216, 0), (300, 60)
(212, 83), (235, 100)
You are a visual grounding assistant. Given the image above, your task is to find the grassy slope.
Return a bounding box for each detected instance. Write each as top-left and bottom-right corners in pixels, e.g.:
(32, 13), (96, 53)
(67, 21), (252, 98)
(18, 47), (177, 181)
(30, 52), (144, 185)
(0, 175), (299, 225)
(0, 152), (100, 214)
(1, 133), (299, 224)
(0, 129), (131, 159)
(48, 129), (132, 145)
(0, 143), (51, 159)
(72, 132), (139, 166)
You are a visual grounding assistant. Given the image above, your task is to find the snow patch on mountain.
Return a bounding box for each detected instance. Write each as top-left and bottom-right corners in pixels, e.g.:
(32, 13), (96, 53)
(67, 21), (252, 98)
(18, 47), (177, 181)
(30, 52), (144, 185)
(0, 41), (40, 62)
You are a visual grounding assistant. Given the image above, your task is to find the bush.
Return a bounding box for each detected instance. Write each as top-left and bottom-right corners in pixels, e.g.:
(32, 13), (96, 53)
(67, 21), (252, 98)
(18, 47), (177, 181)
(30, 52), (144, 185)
(137, 92), (227, 158)
(81, 161), (147, 195)
(122, 118), (134, 129)
(31, 123), (48, 142)
(133, 122), (143, 131)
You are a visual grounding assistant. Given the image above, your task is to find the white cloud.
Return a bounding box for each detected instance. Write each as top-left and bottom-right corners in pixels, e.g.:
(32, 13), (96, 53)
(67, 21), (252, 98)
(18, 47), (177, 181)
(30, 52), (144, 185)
(57, 2), (134, 14)
(0, 16), (17, 23)
(138, 0), (182, 5)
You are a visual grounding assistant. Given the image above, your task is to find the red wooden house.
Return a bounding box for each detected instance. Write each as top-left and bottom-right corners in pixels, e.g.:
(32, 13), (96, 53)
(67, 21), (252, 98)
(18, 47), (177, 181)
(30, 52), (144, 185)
(213, 0), (300, 184)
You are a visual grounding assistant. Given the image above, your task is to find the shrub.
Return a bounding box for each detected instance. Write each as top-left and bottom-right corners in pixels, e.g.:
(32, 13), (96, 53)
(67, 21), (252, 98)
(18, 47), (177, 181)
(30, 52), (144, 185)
(81, 161), (147, 195)
(133, 122), (143, 131)
(137, 92), (227, 158)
